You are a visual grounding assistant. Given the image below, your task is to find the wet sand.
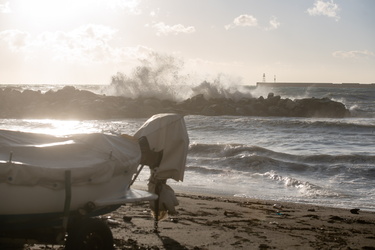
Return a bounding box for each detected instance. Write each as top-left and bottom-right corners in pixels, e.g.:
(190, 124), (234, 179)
(23, 193), (375, 249)
(109, 193), (375, 249)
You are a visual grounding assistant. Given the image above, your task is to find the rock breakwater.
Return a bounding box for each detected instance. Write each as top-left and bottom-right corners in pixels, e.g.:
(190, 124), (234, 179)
(0, 86), (350, 119)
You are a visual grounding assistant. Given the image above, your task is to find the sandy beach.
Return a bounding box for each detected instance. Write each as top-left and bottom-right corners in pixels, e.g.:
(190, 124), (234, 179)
(19, 192), (375, 250)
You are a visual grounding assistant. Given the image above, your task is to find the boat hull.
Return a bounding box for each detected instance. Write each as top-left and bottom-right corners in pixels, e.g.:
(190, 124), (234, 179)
(0, 174), (132, 215)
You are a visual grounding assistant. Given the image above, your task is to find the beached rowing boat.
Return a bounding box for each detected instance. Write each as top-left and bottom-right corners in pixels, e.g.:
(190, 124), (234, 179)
(0, 113), (189, 248)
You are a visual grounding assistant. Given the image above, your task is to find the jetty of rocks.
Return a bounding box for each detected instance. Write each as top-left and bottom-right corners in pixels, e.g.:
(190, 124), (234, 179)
(0, 86), (350, 119)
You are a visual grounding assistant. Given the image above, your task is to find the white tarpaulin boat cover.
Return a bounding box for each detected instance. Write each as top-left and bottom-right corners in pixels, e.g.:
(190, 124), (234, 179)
(0, 130), (141, 189)
(134, 113), (189, 182)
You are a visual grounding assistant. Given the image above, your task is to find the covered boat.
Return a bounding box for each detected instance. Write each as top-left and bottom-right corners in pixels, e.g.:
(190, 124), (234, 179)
(0, 113), (189, 249)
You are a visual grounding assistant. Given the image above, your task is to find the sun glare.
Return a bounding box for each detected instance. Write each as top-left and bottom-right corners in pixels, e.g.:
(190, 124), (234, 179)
(13, 0), (101, 30)
(13, 0), (140, 29)
(23, 119), (99, 136)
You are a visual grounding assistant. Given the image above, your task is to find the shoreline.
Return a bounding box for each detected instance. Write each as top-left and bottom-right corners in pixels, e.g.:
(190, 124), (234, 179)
(24, 192), (375, 250)
(140, 183), (375, 213)
(110, 193), (375, 249)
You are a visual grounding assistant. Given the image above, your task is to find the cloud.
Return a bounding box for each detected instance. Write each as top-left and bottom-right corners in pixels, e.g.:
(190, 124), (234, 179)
(36, 24), (120, 63)
(148, 22), (196, 36)
(123, 45), (156, 61)
(225, 14), (258, 30)
(0, 1), (11, 13)
(0, 30), (30, 52)
(332, 50), (375, 59)
(102, 0), (142, 14)
(267, 16), (281, 30)
(150, 8), (160, 17)
(0, 24), (155, 64)
(307, 0), (340, 21)
(225, 15), (280, 31)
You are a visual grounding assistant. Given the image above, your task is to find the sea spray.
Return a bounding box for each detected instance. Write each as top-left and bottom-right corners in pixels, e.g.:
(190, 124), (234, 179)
(102, 53), (191, 101)
(191, 80), (253, 101)
(101, 52), (253, 101)
(99, 52), (374, 118)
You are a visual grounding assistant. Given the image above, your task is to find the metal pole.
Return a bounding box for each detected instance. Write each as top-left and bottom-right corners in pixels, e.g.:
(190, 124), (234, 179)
(153, 180), (161, 233)
(58, 170), (72, 244)
(129, 165), (145, 187)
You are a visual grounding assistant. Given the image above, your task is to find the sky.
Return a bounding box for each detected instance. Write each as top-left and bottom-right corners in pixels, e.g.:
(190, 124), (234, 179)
(0, 0), (374, 86)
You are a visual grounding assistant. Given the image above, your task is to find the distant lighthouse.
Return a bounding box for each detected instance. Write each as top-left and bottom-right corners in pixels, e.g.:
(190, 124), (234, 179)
(263, 73), (266, 82)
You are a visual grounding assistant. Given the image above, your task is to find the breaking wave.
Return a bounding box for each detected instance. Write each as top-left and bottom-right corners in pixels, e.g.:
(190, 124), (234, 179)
(100, 52), (253, 101)
(185, 143), (374, 200)
(187, 143), (375, 180)
(263, 171), (344, 198)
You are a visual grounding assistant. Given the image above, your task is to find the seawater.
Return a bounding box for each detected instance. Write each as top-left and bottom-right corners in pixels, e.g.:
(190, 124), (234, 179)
(182, 115), (375, 211)
(0, 84), (374, 211)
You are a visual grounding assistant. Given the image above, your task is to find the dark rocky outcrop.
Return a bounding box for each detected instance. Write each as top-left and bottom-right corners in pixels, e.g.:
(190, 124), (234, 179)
(0, 86), (350, 119)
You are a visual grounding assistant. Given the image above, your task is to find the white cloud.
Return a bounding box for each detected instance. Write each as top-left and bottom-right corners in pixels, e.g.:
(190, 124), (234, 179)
(233, 15), (258, 27)
(307, 0), (340, 21)
(0, 30), (30, 52)
(102, 0), (142, 14)
(225, 14), (258, 30)
(267, 16), (281, 30)
(0, 1), (11, 13)
(150, 8), (160, 17)
(36, 24), (119, 63)
(123, 45), (155, 61)
(0, 25), (155, 64)
(149, 22), (196, 36)
(332, 50), (375, 59)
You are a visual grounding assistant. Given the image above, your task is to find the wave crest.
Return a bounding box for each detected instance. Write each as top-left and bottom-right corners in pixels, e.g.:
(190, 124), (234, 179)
(188, 143), (375, 177)
(103, 53), (190, 101)
(101, 52), (253, 102)
(264, 171), (342, 198)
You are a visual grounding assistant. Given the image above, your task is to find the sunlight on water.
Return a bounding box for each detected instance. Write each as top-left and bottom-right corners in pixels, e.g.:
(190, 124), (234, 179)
(0, 118), (146, 137)
(19, 119), (99, 136)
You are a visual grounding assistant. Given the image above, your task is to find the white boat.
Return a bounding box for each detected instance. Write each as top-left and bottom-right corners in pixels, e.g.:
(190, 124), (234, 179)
(0, 113), (189, 249)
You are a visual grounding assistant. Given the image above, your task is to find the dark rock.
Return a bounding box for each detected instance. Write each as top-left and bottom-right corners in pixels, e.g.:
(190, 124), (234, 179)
(293, 97), (349, 118)
(350, 208), (360, 214)
(0, 87), (350, 119)
(202, 104), (221, 116)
